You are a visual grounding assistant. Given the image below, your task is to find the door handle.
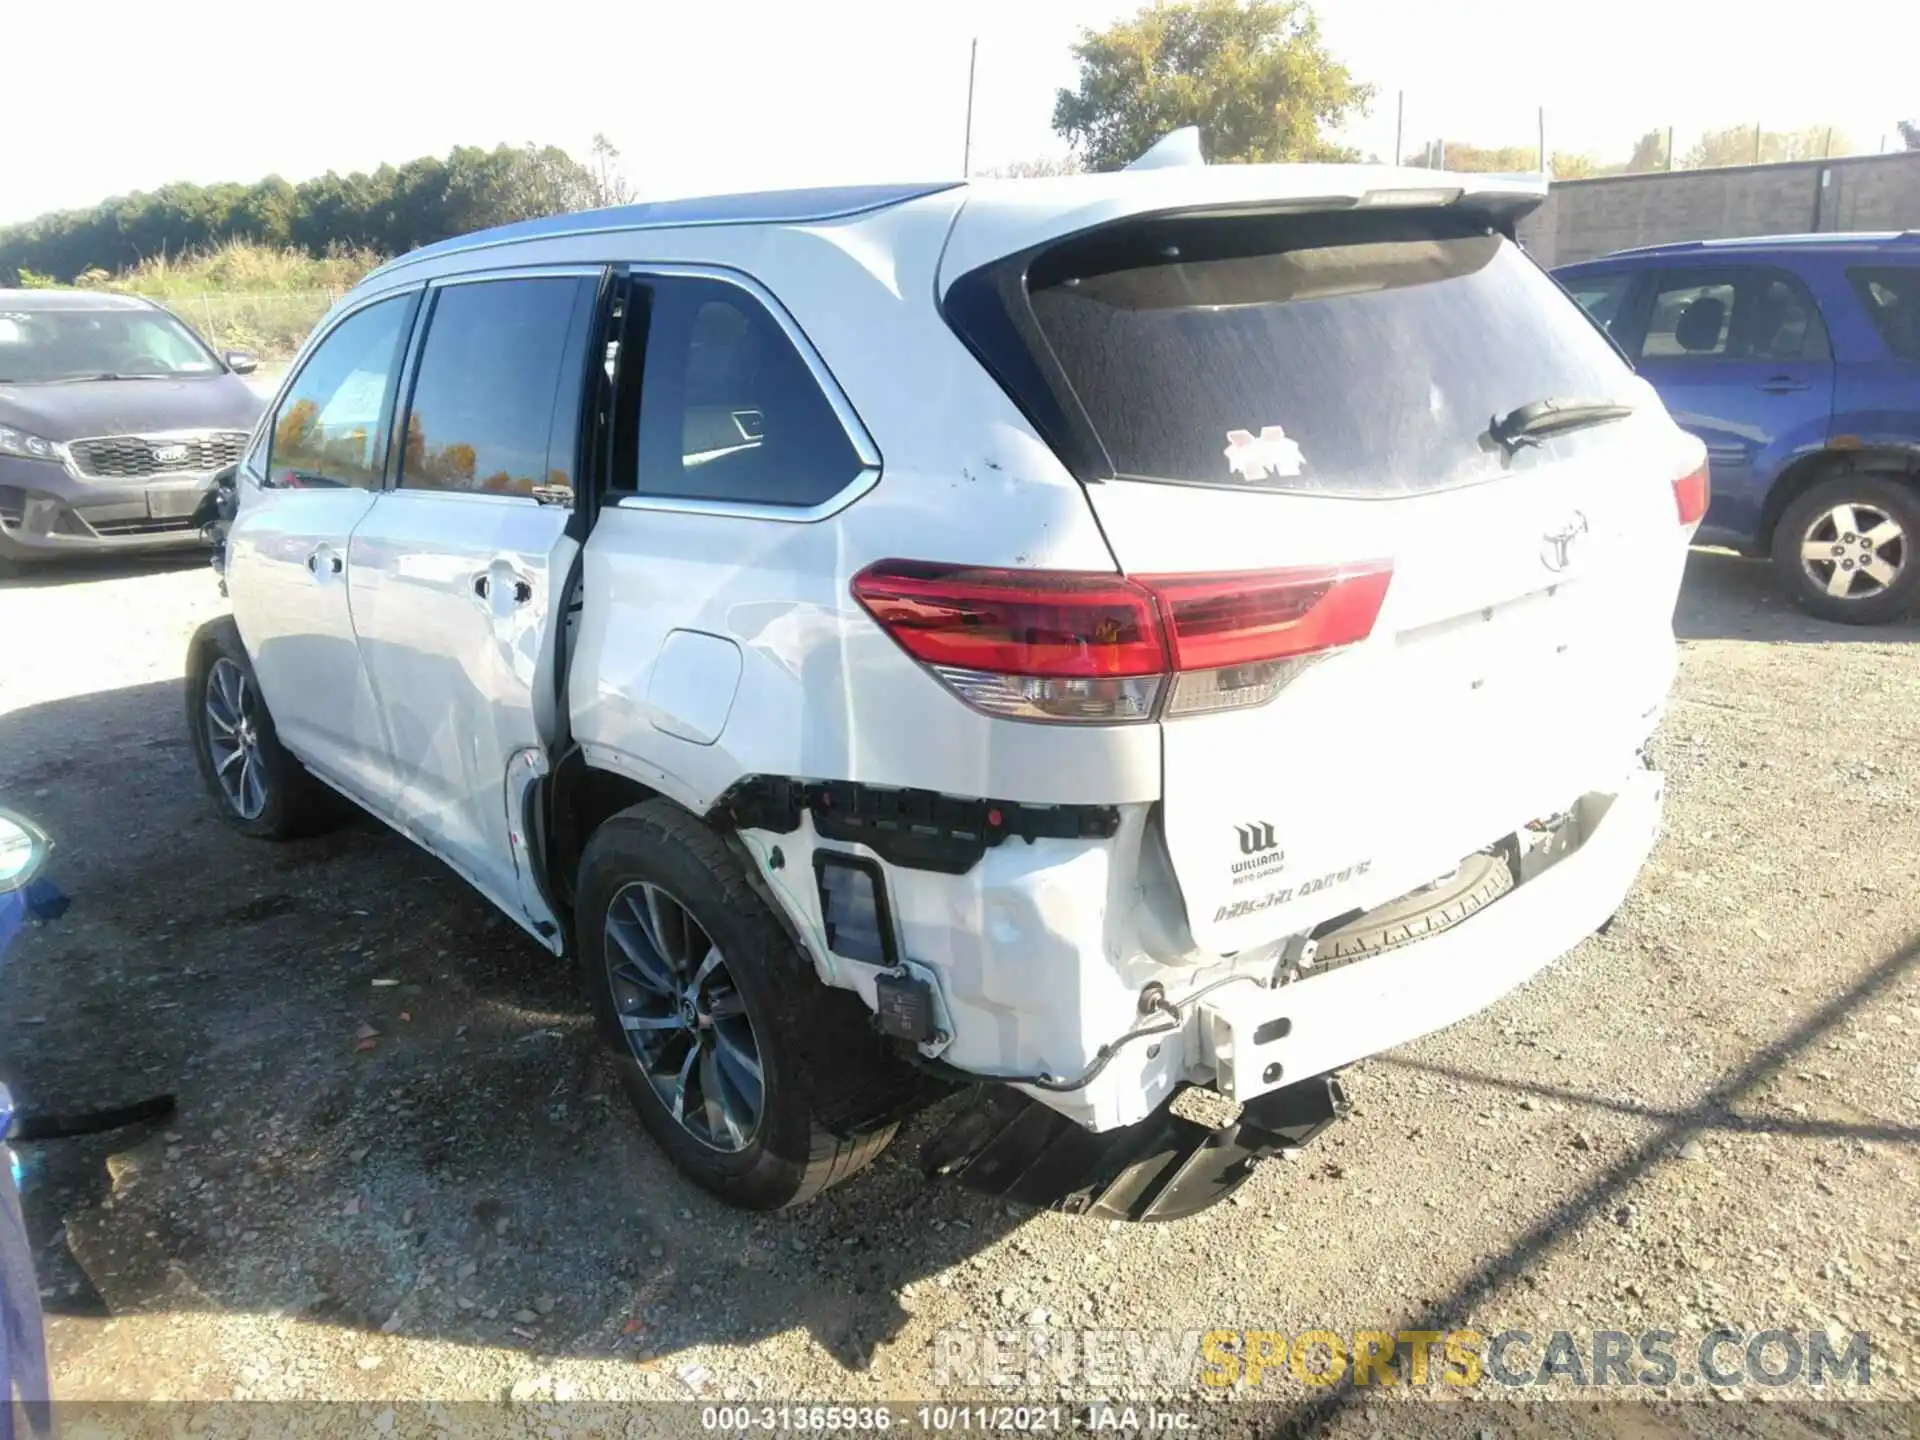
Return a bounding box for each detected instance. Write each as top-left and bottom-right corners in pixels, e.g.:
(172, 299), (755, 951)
(1758, 376), (1811, 394)
(472, 570), (534, 608)
(306, 547), (343, 577)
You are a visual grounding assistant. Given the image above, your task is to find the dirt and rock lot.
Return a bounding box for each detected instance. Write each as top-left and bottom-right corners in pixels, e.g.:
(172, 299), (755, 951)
(0, 548), (1916, 1431)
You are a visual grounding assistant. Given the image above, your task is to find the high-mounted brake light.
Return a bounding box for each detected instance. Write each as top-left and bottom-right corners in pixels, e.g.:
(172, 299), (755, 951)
(851, 559), (1393, 724)
(1673, 457), (1710, 528)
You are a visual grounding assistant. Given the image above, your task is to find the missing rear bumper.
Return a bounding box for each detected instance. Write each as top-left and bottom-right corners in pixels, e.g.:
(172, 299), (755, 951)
(921, 1075), (1346, 1222)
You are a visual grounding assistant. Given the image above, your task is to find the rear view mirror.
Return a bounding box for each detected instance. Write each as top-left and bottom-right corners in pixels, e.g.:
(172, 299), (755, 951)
(224, 351), (259, 375)
(0, 811), (51, 894)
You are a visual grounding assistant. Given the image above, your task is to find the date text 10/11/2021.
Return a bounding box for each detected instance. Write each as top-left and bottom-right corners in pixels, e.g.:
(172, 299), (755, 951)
(700, 1405), (1199, 1432)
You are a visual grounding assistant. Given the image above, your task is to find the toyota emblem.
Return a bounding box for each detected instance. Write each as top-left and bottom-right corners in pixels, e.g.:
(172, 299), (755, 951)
(1540, 511), (1590, 573)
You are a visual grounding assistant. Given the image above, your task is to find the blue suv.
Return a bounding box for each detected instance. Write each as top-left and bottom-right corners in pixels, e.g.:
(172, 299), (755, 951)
(1555, 233), (1920, 623)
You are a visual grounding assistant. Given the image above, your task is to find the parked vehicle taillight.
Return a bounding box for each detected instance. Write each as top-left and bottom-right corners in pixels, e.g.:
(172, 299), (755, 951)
(851, 560), (1393, 723)
(1673, 456), (1711, 528)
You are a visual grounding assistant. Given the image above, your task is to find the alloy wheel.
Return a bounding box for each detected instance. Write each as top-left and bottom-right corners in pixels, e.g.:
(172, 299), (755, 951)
(603, 881), (765, 1152)
(204, 657), (268, 821)
(1799, 501), (1906, 601)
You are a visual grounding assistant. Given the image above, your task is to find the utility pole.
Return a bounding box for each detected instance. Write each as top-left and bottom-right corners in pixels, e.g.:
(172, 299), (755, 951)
(1666, 125), (1674, 171)
(1394, 90), (1403, 166)
(1823, 127), (1833, 158)
(961, 38), (978, 178)
(1537, 106), (1546, 175)
(1753, 121), (1762, 164)
(1437, 136), (1446, 169)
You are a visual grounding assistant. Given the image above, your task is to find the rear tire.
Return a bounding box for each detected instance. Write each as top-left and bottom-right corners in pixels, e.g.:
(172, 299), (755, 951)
(185, 617), (346, 839)
(1312, 852), (1514, 969)
(1772, 473), (1920, 625)
(576, 800), (895, 1209)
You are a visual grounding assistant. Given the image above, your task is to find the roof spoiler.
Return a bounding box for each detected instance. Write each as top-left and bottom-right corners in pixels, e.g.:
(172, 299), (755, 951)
(1126, 127), (1206, 171)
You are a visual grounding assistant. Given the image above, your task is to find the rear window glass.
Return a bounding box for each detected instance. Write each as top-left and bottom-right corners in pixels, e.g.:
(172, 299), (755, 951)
(1848, 266), (1920, 361)
(1021, 211), (1634, 495)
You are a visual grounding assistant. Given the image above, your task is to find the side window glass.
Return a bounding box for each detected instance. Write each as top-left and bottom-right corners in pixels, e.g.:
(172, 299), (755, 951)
(628, 277), (864, 507)
(1739, 272), (1829, 362)
(1563, 271), (1634, 337)
(399, 276), (592, 500)
(1846, 267), (1920, 361)
(266, 294), (413, 489)
(1640, 278), (1734, 359)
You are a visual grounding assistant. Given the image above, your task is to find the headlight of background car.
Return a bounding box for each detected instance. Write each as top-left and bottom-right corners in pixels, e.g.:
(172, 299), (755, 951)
(0, 425), (62, 461)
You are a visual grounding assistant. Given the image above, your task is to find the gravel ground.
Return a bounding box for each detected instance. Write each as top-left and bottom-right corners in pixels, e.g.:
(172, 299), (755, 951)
(0, 547), (1916, 1433)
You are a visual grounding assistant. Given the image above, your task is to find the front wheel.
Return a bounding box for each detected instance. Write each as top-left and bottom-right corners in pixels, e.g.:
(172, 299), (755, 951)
(576, 800), (896, 1209)
(1772, 474), (1920, 625)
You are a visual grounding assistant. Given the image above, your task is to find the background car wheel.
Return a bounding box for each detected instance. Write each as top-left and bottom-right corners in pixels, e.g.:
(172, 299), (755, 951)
(184, 616), (345, 839)
(576, 800), (896, 1210)
(1773, 474), (1920, 625)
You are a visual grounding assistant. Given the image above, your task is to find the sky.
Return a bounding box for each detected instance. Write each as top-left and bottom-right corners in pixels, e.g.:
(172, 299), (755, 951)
(6, 0), (1916, 226)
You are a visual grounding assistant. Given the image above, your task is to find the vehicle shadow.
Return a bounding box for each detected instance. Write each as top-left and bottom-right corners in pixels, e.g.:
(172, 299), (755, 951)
(1675, 547), (1920, 644)
(1268, 923), (1920, 1433)
(0, 678), (1023, 1382)
(0, 550), (209, 592)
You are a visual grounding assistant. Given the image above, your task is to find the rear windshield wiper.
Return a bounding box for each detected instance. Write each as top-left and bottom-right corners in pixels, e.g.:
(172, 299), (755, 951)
(1488, 397), (1635, 454)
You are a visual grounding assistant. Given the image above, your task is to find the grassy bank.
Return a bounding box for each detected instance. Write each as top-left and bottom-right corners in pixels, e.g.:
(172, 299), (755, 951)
(50, 242), (388, 359)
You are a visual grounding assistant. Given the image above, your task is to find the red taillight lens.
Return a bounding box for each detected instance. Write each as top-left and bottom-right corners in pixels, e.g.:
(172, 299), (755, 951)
(850, 562), (1168, 721)
(1673, 458), (1710, 527)
(852, 559), (1392, 723)
(1142, 564), (1396, 670)
(848, 561), (1165, 675)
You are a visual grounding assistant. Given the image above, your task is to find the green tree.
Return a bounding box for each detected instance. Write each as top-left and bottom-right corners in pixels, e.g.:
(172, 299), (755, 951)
(1051, 0), (1371, 171)
(588, 133), (636, 207)
(1902, 120), (1920, 150)
(1686, 123), (1851, 169)
(0, 141), (606, 284)
(1622, 128), (1669, 173)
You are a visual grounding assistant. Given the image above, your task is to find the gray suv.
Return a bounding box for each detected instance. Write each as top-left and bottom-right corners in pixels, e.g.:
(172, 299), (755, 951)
(0, 289), (264, 569)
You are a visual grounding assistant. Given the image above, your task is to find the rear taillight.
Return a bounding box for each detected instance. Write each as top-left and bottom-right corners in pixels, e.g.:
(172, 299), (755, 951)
(1673, 457), (1710, 528)
(1143, 564), (1394, 717)
(851, 559), (1392, 724)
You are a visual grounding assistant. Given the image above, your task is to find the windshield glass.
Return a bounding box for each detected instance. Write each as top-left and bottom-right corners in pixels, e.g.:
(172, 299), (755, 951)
(0, 306), (220, 383)
(1019, 209), (1635, 495)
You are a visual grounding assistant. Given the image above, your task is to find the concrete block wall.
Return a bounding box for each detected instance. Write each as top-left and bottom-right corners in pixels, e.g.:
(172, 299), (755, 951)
(1516, 151), (1920, 267)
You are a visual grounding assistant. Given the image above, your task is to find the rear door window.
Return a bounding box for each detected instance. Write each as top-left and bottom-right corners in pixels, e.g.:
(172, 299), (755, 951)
(1010, 210), (1635, 496)
(398, 275), (594, 501)
(1847, 266), (1920, 360)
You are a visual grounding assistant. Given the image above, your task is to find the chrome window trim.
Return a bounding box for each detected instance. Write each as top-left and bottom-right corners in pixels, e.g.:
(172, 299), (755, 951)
(614, 466), (881, 524)
(426, 264), (607, 288)
(372, 487), (544, 509)
(609, 261), (882, 524)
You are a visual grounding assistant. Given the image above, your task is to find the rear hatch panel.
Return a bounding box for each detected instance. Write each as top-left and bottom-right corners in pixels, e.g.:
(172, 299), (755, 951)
(942, 190), (1696, 955)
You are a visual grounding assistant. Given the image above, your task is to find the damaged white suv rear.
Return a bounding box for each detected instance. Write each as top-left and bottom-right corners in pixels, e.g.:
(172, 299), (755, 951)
(186, 153), (1705, 1220)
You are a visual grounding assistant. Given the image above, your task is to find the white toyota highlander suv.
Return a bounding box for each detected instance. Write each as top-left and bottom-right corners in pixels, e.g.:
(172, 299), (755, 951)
(186, 150), (1705, 1220)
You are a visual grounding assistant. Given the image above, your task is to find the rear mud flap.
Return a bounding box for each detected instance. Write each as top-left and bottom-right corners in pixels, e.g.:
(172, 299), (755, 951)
(921, 1076), (1347, 1222)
